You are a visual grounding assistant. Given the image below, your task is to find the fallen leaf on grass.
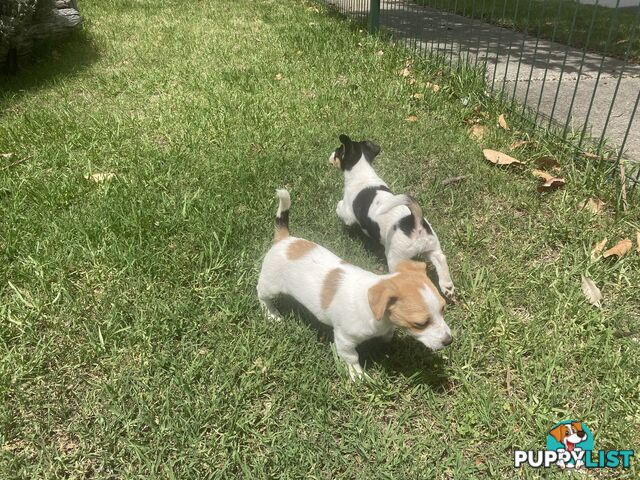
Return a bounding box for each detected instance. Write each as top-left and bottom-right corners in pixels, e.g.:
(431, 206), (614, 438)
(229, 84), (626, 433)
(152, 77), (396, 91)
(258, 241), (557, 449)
(275, 73), (284, 81)
(581, 275), (602, 308)
(591, 238), (608, 260)
(532, 169), (565, 192)
(441, 175), (468, 186)
(405, 115), (418, 122)
(412, 93), (424, 100)
(580, 197), (606, 214)
(498, 114), (509, 130)
(399, 60), (413, 78)
(469, 124), (486, 140)
(534, 156), (561, 171)
(603, 239), (632, 258)
(483, 149), (522, 165)
(376, 50), (384, 56)
(509, 140), (530, 150)
(505, 367), (513, 397)
(425, 82), (440, 92)
(581, 151), (599, 160)
(537, 178), (566, 192)
(637, 232), (640, 253)
(532, 169), (554, 181)
(1, 153), (14, 159)
(86, 172), (115, 183)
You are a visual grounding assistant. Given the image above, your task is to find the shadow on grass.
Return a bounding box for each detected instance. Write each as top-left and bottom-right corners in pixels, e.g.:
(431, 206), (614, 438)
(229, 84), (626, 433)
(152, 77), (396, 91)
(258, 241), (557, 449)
(276, 295), (449, 389)
(342, 224), (387, 266)
(0, 29), (99, 103)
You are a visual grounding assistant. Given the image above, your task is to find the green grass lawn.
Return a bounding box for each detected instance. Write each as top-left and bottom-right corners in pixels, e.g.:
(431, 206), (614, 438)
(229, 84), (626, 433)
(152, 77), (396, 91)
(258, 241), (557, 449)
(1, 0), (639, 478)
(416, 0), (640, 62)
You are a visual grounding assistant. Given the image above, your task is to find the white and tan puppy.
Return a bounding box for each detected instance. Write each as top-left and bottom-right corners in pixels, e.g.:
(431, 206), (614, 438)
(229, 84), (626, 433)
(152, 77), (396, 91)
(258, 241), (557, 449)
(257, 189), (452, 380)
(329, 134), (455, 298)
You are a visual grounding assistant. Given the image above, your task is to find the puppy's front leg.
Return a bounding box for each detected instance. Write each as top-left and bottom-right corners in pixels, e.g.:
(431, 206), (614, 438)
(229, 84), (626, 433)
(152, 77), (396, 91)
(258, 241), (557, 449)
(336, 200), (357, 227)
(427, 249), (455, 298)
(334, 333), (364, 381)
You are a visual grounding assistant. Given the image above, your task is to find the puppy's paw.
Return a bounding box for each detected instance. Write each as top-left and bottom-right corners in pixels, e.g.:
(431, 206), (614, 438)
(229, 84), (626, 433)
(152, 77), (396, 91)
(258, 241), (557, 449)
(440, 283), (457, 302)
(347, 364), (371, 382)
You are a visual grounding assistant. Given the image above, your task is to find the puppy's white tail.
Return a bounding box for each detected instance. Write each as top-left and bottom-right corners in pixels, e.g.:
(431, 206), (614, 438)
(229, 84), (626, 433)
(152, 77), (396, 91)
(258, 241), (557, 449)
(376, 193), (424, 234)
(274, 189), (291, 243)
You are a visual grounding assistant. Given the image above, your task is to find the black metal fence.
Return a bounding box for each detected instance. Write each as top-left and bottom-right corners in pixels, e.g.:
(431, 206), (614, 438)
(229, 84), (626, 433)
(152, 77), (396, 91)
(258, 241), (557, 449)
(322, 0), (640, 196)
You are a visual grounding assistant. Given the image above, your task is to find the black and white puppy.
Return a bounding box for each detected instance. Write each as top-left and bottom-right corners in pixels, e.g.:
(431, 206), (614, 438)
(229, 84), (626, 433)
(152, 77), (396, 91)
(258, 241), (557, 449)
(329, 134), (455, 298)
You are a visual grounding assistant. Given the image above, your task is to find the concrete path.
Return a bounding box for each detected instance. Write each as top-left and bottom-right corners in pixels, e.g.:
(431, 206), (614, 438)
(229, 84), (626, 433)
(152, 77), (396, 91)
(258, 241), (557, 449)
(327, 0), (640, 160)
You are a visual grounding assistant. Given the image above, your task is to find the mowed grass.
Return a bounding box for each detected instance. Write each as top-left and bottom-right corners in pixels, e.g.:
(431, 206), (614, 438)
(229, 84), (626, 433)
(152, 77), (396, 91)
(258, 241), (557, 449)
(416, 0), (640, 62)
(1, 0), (639, 478)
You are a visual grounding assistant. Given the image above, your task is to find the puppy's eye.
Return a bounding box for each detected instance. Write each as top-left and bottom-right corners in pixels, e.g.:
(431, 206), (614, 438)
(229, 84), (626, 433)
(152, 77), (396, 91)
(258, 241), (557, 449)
(413, 320), (429, 330)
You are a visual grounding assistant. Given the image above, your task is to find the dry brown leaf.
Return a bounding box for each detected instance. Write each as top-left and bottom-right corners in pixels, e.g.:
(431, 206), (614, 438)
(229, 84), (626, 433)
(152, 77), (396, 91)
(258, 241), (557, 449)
(1, 152), (14, 159)
(424, 82), (440, 93)
(483, 149), (522, 166)
(469, 124), (486, 140)
(637, 231), (640, 254)
(441, 175), (468, 186)
(580, 197), (606, 214)
(86, 172), (116, 183)
(534, 156), (561, 170)
(376, 50), (384, 56)
(582, 151), (599, 160)
(405, 115), (418, 122)
(581, 275), (602, 308)
(531, 169), (555, 182)
(509, 140), (530, 150)
(532, 169), (565, 191)
(603, 239), (632, 258)
(275, 73), (283, 81)
(498, 114), (509, 130)
(412, 93), (424, 100)
(537, 178), (566, 192)
(399, 67), (412, 78)
(591, 238), (608, 260)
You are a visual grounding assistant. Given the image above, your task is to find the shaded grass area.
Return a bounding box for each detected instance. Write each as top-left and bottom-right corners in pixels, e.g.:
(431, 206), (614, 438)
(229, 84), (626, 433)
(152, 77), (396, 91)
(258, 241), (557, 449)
(1, 0), (639, 478)
(416, 0), (640, 62)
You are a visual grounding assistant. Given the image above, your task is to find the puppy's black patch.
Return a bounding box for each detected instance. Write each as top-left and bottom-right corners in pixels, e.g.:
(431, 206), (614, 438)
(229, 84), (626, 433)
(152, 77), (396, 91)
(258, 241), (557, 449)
(352, 185), (390, 241)
(397, 215), (434, 236)
(334, 134), (381, 171)
(275, 210), (289, 230)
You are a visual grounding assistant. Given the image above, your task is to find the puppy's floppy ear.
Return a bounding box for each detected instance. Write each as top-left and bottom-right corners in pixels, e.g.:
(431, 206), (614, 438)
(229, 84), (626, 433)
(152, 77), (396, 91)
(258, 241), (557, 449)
(396, 260), (427, 274)
(549, 424), (567, 443)
(339, 134), (352, 146)
(363, 140), (381, 158)
(368, 279), (398, 321)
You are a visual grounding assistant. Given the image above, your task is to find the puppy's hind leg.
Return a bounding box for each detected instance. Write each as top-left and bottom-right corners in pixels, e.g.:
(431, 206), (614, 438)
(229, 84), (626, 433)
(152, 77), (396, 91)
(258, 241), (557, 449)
(257, 278), (282, 320)
(426, 249), (455, 299)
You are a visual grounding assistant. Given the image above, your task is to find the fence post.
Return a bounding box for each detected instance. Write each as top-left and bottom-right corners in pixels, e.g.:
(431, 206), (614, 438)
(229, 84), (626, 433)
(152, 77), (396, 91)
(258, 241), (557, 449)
(368, 0), (380, 33)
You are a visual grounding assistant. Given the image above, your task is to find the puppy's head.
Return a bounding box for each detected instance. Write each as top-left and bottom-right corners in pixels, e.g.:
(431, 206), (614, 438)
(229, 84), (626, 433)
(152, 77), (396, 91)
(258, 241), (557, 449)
(368, 260), (452, 351)
(328, 134), (381, 171)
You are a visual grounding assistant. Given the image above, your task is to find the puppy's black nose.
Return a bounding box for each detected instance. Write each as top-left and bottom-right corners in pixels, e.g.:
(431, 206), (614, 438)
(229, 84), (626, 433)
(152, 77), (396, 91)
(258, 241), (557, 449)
(442, 334), (453, 346)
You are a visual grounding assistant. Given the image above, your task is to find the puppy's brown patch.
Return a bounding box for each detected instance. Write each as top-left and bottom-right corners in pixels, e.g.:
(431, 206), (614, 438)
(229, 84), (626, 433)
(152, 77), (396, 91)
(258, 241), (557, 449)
(274, 226), (289, 243)
(286, 239), (316, 260)
(368, 262), (445, 330)
(321, 268), (344, 310)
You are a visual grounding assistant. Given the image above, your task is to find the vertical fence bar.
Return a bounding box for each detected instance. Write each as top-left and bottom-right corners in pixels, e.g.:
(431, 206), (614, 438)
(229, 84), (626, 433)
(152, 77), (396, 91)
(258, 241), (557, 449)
(577, 0), (623, 152)
(546, 2), (580, 131)
(560, 0), (601, 141)
(596, 4), (640, 155)
(369, 0), (380, 33)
